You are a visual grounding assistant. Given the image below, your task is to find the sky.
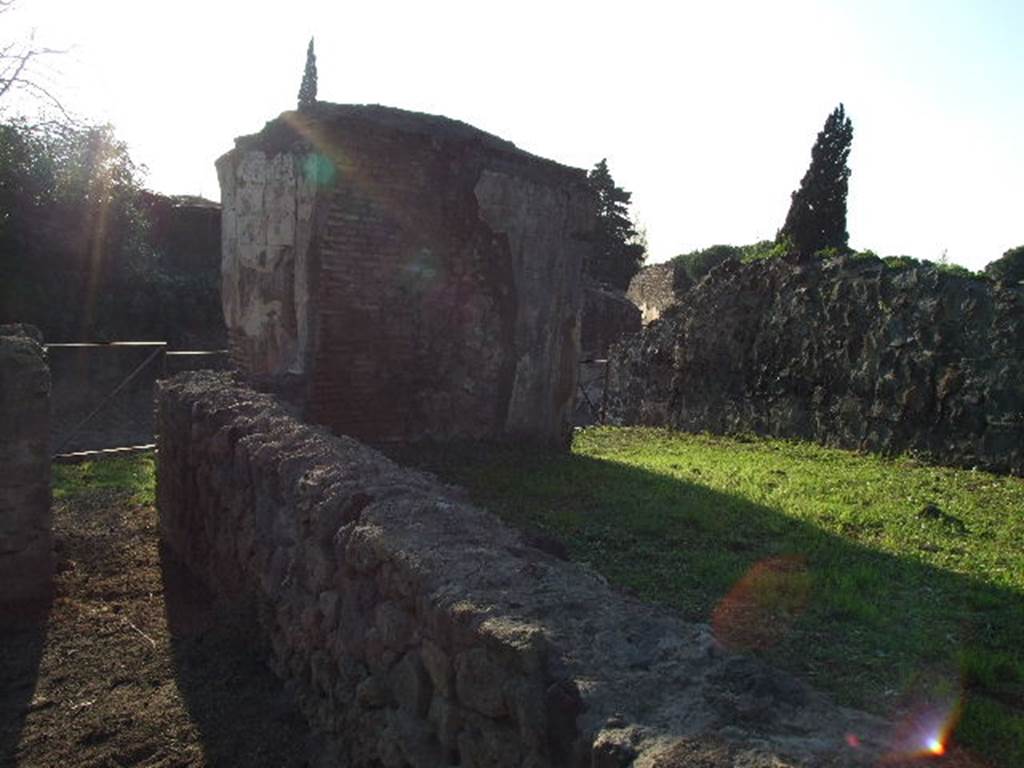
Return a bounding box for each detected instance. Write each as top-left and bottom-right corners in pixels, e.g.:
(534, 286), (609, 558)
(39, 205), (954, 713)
(5, 0), (1023, 270)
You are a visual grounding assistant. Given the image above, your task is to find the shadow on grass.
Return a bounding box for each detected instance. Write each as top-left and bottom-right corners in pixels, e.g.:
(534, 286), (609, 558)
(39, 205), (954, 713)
(0, 595), (52, 766)
(389, 441), (1024, 766)
(158, 544), (321, 768)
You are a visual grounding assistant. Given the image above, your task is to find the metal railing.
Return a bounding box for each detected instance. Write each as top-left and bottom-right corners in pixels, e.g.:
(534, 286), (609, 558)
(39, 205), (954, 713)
(46, 342), (229, 460)
(577, 357), (610, 424)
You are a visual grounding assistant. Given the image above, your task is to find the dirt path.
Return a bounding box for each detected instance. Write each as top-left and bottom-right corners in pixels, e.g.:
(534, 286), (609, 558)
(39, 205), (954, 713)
(0, 484), (317, 768)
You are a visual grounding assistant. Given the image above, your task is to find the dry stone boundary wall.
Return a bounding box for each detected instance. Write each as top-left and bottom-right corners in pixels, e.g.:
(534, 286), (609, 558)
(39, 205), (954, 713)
(157, 371), (889, 767)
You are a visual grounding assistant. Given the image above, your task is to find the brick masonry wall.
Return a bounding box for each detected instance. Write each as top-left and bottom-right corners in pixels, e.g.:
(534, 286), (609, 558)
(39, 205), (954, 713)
(157, 371), (889, 768)
(0, 324), (53, 603)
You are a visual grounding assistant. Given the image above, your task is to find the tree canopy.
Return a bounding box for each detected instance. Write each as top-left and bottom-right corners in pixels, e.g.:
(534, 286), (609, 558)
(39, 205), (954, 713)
(778, 104), (854, 257)
(0, 118), (221, 342)
(585, 159), (646, 290)
(297, 37), (318, 109)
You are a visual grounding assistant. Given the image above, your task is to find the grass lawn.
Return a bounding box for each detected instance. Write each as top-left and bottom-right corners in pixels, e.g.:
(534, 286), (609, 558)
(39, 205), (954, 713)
(391, 427), (1024, 767)
(53, 452), (156, 506)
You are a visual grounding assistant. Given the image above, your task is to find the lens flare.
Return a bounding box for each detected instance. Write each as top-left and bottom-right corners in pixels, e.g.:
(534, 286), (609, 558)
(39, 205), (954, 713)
(882, 697), (960, 762)
(711, 556), (811, 651)
(303, 152), (336, 186)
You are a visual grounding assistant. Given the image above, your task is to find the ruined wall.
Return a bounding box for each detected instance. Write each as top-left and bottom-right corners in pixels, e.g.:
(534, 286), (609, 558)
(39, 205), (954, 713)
(0, 325), (52, 603)
(626, 263), (681, 325)
(218, 150), (318, 378)
(218, 104), (592, 446)
(157, 371), (888, 768)
(608, 255), (1024, 475)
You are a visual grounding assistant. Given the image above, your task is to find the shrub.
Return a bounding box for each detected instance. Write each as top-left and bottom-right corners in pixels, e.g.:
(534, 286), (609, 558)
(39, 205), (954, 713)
(985, 245), (1024, 285)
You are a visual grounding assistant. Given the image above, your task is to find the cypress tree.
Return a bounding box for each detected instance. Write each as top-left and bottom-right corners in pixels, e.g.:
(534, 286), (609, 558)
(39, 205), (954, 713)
(297, 38), (318, 110)
(586, 159), (646, 290)
(778, 104), (854, 257)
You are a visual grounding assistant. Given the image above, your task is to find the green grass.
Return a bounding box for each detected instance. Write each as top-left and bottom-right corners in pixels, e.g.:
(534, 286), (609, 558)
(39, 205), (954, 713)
(53, 453), (156, 507)
(390, 428), (1024, 766)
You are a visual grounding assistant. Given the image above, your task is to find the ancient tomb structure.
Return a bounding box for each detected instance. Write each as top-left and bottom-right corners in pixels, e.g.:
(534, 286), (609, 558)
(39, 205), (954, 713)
(217, 104), (595, 446)
(0, 324), (53, 603)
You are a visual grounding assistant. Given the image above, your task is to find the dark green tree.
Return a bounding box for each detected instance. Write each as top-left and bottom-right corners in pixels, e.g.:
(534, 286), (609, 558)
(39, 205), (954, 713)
(778, 104), (854, 257)
(297, 37), (317, 109)
(586, 158), (646, 290)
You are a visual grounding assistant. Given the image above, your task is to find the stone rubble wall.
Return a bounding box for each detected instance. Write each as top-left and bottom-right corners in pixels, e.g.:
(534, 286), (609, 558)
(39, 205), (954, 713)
(0, 324), (53, 603)
(608, 255), (1024, 475)
(626, 264), (683, 325)
(157, 371), (888, 767)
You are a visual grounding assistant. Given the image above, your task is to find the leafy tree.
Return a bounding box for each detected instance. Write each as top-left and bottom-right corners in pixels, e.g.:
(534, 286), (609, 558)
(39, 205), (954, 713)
(778, 104), (854, 257)
(297, 37), (318, 110)
(985, 245), (1024, 284)
(0, 119), (220, 342)
(670, 244), (741, 286)
(585, 158), (646, 290)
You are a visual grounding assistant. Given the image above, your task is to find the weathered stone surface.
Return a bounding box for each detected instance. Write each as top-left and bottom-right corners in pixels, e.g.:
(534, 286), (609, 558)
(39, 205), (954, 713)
(626, 263), (688, 325)
(158, 371), (892, 766)
(0, 324), (53, 603)
(217, 103), (594, 447)
(608, 255), (1024, 475)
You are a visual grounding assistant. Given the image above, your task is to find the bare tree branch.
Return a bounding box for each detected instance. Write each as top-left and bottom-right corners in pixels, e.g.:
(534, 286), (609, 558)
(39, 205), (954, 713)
(0, 4), (72, 119)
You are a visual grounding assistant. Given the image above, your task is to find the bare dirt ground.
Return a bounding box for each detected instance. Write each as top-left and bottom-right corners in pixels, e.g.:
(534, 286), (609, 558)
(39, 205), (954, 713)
(0, 484), (318, 768)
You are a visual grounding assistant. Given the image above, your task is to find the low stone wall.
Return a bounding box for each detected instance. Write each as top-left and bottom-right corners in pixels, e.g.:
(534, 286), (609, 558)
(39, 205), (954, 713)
(0, 325), (53, 603)
(608, 255), (1024, 475)
(157, 371), (888, 767)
